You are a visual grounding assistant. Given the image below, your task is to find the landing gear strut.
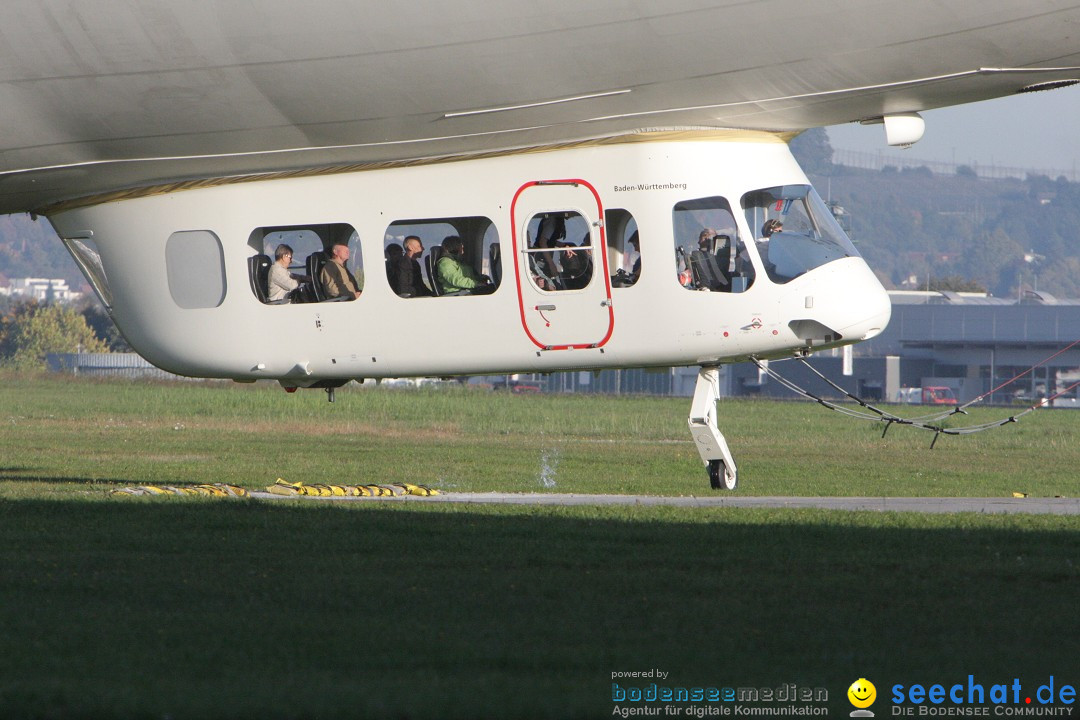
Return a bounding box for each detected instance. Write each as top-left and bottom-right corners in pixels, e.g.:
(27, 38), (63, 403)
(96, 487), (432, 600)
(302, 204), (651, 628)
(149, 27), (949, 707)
(688, 366), (737, 490)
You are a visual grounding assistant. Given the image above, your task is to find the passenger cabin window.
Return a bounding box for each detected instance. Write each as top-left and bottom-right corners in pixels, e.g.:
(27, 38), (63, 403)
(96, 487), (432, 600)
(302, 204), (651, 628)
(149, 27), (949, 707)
(605, 208), (639, 288)
(741, 184), (858, 284)
(384, 216), (500, 297)
(672, 197), (754, 293)
(166, 230), (227, 309)
(524, 212), (594, 292)
(247, 223), (362, 304)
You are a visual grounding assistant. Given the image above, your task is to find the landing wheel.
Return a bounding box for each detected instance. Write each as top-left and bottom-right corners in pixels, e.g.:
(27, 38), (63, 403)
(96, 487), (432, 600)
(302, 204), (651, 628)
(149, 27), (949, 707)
(708, 459), (737, 491)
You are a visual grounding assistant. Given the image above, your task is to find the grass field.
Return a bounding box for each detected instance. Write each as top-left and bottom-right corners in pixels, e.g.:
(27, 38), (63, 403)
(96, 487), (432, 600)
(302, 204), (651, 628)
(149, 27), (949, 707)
(1, 373), (1077, 498)
(1, 374), (1077, 719)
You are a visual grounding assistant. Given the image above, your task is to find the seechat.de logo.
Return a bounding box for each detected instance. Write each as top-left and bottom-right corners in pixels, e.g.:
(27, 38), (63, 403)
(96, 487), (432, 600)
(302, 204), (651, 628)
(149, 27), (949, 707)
(849, 678), (877, 718)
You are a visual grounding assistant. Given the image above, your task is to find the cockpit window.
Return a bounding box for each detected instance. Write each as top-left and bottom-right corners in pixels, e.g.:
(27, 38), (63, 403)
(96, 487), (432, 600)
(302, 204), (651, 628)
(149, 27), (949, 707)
(741, 184), (859, 284)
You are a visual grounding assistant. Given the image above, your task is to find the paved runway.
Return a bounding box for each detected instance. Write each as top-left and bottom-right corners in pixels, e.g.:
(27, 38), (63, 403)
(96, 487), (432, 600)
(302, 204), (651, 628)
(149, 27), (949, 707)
(252, 492), (1080, 514)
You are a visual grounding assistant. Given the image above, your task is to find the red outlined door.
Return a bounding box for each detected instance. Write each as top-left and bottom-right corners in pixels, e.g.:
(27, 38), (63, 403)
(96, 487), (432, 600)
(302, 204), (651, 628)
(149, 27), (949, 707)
(510, 180), (614, 350)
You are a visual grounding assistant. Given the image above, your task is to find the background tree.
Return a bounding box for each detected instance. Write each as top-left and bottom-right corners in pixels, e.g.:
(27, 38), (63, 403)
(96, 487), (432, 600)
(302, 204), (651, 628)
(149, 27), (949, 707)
(1027, 256), (1080, 298)
(927, 275), (987, 293)
(80, 302), (132, 352)
(960, 228), (1025, 296)
(789, 128), (834, 176)
(0, 301), (107, 370)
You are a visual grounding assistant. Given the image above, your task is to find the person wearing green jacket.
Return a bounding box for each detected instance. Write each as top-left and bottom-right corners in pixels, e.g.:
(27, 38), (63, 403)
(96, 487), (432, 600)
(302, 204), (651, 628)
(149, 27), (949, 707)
(436, 235), (494, 295)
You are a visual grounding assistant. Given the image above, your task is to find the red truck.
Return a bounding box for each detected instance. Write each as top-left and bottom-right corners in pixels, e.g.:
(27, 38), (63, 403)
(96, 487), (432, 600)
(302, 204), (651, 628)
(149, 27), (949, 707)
(896, 386), (958, 405)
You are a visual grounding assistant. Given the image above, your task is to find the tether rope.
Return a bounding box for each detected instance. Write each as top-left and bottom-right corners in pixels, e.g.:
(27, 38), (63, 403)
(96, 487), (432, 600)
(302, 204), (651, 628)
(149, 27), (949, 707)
(751, 344), (1080, 448)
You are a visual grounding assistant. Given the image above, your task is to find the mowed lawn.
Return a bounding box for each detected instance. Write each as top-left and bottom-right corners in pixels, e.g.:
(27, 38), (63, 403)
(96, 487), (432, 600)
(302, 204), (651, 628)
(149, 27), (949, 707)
(0, 374), (1077, 719)
(0, 372), (1077, 498)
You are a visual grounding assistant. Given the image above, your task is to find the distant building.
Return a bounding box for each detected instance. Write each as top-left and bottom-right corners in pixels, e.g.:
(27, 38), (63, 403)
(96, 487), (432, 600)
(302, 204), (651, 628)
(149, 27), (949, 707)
(46, 352), (181, 380)
(0, 277), (83, 303)
(472, 367), (702, 397)
(727, 290), (1080, 406)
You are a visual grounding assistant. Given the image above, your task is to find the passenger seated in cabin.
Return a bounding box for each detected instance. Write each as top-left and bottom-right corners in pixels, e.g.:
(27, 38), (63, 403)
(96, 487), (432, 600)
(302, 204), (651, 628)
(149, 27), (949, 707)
(757, 219), (781, 271)
(612, 231), (640, 287)
(685, 228), (726, 291)
(436, 235), (494, 295)
(625, 231), (640, 281)
(530, 266), (555, 291)
(384, 242), (403, 286)
(532, 214), (565, 282)
(267, 243), (310, 302)
(677, 229), (715, 283)
(528, 229), (557, 290)
(712, 232), (738, 278)
(393, 235), (433, 297)
(558, 235), (592, 290)
(698, 228), (717, 252)
(531, 214), (593, 290)
(676, 245), (694, 288)
(320, 243), (362, 300)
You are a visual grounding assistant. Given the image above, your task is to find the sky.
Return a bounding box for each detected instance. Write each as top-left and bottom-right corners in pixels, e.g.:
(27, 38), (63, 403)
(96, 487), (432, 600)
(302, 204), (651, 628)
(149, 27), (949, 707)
(826, 86), (1080, 178)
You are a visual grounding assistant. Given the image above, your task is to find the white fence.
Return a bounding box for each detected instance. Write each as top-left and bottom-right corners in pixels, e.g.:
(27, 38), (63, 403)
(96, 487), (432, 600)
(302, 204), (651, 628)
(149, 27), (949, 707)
(832, 148), (1079, 182)
(46, 352), (183, 380)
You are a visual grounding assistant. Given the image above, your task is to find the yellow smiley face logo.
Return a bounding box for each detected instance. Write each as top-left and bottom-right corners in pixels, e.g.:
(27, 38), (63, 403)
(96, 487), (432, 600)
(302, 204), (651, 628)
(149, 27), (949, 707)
(848, 678), (877, 708)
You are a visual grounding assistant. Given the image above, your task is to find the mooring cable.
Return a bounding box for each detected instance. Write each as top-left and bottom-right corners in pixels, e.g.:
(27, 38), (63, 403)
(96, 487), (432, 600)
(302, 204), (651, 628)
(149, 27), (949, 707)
(750, 350), (1080, 447)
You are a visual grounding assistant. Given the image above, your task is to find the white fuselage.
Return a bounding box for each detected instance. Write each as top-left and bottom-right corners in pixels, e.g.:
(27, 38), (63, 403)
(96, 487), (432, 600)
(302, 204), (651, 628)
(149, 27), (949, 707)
(49, 132), (890, 382)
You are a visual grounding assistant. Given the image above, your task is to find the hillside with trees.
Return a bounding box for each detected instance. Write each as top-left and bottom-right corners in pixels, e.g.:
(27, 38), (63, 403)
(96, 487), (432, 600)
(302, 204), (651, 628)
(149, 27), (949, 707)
(792, 128), (1080, 298)
(0, 214), (83, 290)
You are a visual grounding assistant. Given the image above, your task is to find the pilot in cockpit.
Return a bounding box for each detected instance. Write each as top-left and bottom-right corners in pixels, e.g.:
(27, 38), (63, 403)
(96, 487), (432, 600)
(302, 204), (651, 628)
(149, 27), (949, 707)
(756, 219), (783, 276)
